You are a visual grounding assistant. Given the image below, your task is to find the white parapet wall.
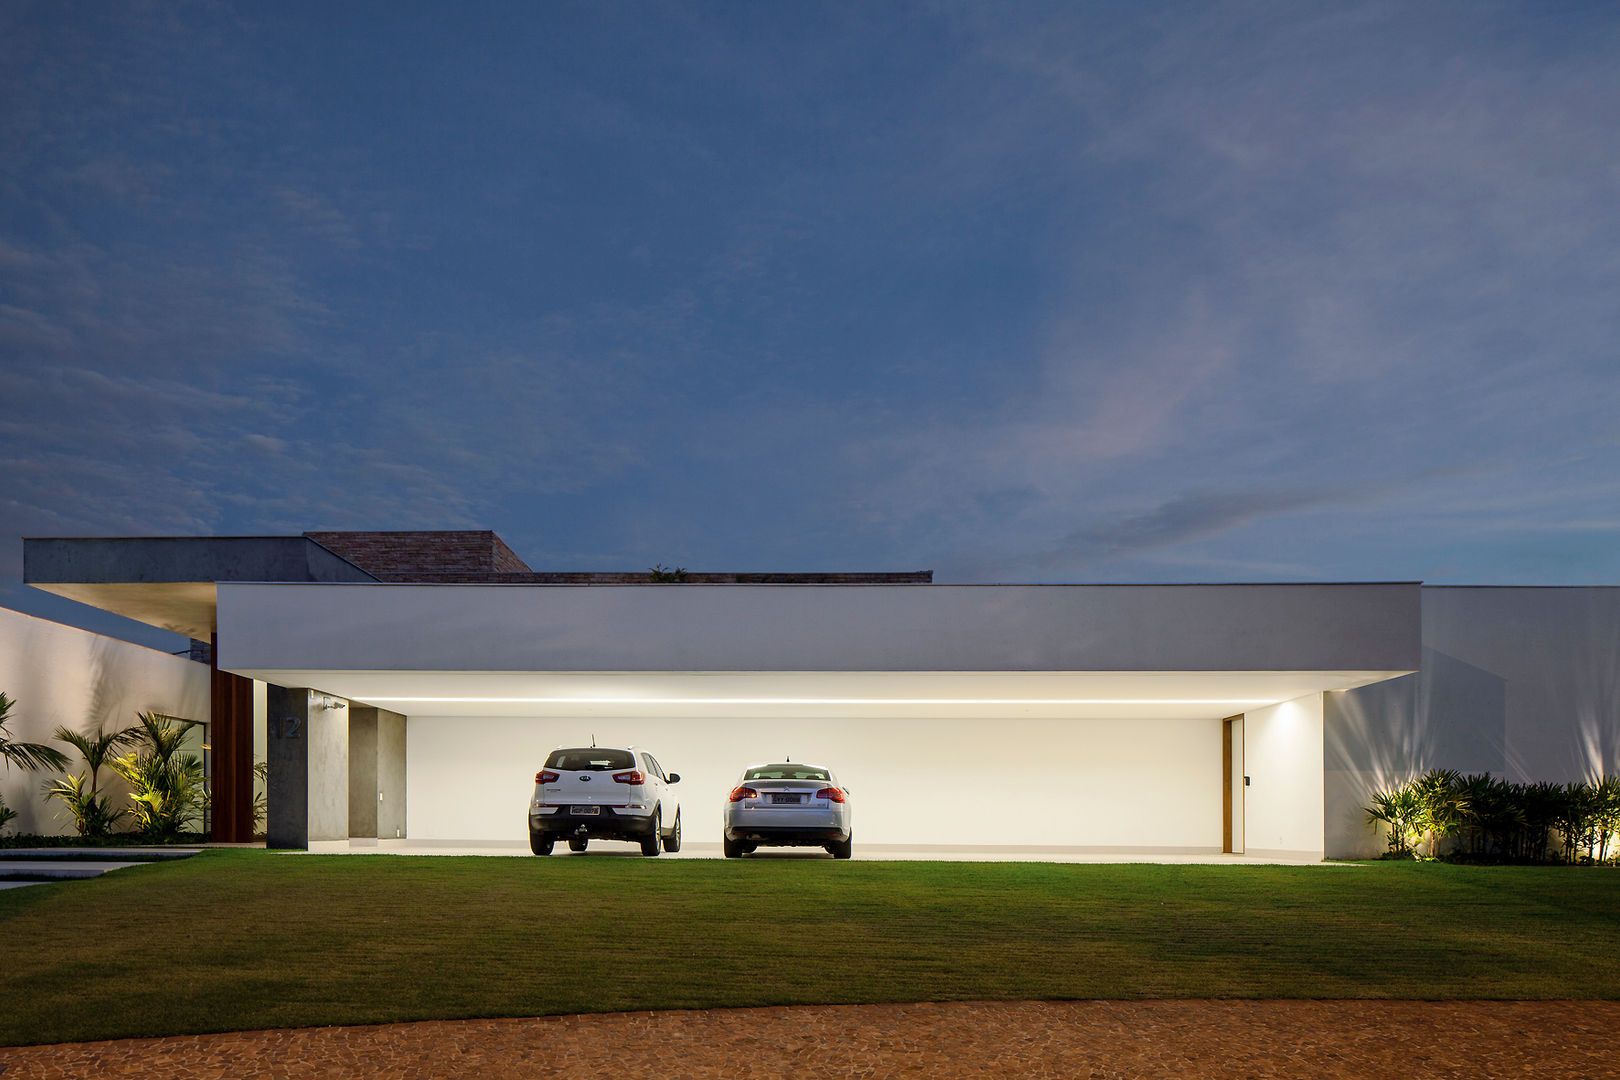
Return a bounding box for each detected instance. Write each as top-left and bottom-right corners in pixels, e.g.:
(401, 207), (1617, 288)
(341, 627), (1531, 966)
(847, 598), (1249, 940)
(0, 606), (209, 835)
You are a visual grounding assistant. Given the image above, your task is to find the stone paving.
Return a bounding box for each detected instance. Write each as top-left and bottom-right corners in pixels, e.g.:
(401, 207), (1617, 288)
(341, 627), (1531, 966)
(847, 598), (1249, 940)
(2, 999), (1618, 1078)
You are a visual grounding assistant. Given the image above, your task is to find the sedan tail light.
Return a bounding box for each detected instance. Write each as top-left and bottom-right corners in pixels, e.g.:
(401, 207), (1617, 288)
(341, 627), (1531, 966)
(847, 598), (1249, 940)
(728, 785), (758, 802)
(536, 770), (559, 784)
(613, 770), (646, 785)
(815, 787), (846, 803)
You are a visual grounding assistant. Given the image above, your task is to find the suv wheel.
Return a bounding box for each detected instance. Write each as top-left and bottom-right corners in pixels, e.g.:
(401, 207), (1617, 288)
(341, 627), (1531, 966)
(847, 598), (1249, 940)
(529, 832), (553, 856)
(567, 836), (588, 853)
(640, 810), (662, 856)
(662, 810), (682, 853)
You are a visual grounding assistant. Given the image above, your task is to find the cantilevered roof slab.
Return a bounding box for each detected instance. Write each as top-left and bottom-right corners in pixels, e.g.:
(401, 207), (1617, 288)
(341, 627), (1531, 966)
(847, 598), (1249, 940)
(217, 582), (1417, 722)
(217, 581), (1420, 679)
(23, 537), (376, 639)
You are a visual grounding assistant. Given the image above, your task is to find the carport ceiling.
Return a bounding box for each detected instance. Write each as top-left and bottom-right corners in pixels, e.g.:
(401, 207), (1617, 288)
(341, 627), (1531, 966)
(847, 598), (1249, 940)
(229, 670), (1410, 720)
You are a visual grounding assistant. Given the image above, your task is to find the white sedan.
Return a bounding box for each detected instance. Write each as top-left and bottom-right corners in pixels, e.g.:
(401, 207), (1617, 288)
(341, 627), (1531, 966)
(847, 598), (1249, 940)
(722, 762), (852, 858)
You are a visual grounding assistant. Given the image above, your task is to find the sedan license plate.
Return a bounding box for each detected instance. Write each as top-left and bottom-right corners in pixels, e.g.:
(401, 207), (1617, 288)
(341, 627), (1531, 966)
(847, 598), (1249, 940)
(770, 794), (802, 805)
(570, 806), (600, 816)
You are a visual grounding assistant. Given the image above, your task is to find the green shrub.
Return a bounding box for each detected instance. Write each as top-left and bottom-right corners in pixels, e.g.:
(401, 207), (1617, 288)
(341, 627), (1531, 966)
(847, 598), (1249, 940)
(46, 723), (142, 837)
(1366, 784), (1424, 857)
(1368, 771), (1620, 864)
(110, 713), (206, 839)
(42, 771), (127, 836)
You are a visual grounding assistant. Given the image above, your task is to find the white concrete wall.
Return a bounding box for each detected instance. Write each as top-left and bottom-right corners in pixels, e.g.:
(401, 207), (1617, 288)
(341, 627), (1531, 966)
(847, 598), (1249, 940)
(1243, 694), (1325, 859)
(219, 582), (1421, 675)
(406, 713), (1225, 849)
(1326, 586), (1620, 858)
(0, 605), (209, 835)
(308, 698), (350, 843)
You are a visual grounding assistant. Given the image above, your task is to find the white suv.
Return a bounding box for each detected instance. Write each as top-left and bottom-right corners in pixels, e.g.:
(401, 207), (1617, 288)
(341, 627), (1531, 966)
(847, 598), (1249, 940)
(528, 745), (682, 856)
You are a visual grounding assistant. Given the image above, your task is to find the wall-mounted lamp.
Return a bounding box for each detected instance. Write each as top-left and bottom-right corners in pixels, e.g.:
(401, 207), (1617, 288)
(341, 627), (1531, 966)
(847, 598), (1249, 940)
(316, 694), (344, 710)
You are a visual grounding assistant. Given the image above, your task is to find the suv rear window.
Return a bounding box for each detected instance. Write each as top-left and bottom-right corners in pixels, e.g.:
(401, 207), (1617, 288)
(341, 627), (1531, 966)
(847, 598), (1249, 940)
(546, 748), (635, 771)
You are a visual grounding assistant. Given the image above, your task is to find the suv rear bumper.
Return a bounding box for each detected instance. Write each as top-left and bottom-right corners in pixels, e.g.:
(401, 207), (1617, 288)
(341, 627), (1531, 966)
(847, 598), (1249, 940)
(532, 806), (657, 843)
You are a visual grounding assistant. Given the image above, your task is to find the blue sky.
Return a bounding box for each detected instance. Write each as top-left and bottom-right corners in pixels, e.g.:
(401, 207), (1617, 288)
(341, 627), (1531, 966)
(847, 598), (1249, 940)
(3, 2), (1619, 648)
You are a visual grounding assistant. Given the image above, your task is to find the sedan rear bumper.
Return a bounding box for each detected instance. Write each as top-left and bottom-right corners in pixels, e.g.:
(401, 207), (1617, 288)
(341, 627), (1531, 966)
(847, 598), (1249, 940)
(724, 824), (851, 846)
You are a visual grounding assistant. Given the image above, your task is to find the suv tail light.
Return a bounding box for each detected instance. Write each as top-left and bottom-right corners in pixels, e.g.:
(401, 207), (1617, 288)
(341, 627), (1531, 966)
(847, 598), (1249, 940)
(613, 770), (646, 785)
(729, 785), (758, 802)
(536, 770), (559, 784)
(815, 787), (846, 803)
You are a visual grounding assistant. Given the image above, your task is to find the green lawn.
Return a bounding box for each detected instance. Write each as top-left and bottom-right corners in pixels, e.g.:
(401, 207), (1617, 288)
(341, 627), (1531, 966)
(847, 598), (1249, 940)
(3, 850), (1619, 1045)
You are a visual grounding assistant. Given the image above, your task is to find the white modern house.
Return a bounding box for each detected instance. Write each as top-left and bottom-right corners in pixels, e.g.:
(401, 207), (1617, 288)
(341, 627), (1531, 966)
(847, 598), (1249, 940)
(13, 531), (1620, 860)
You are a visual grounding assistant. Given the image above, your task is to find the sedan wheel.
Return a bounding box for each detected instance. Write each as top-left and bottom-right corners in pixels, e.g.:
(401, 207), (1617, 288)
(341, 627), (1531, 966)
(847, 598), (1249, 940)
(641, 810), (662, 856)
(722, 836), (744, 858)
(826, 834), (853, 859)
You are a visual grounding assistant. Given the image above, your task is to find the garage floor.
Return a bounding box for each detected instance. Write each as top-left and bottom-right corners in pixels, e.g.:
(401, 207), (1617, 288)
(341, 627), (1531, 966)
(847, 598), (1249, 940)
(300, 838), (1334, 864)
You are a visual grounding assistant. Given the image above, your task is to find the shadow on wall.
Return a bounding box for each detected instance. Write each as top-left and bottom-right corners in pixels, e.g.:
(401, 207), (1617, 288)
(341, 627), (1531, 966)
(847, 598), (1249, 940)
(1419, 588), (1620, 789)
(1, 620), (209, 836)
(1325, 649), (1507, 859)
(1506, 600), (1620, 783)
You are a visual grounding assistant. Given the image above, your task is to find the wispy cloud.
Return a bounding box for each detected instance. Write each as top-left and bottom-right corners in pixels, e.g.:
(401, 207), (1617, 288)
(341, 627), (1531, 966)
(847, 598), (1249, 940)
(2, 1), (1618, 622)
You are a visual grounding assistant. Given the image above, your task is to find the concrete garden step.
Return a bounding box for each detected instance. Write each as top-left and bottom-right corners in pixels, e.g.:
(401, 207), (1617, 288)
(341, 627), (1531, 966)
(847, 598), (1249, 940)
(0, 847), (201, 888)
(0, 847), (201, 860)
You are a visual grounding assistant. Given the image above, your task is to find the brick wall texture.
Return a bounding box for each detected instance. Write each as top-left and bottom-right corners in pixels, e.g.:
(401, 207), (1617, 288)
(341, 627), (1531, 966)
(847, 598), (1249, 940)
(305, 531), (531, 579)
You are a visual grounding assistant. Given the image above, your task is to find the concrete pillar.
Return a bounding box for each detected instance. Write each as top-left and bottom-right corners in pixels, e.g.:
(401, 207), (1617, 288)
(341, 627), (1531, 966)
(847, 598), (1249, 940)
(265, 685), (349, 849)
(349, 707), (379, 838)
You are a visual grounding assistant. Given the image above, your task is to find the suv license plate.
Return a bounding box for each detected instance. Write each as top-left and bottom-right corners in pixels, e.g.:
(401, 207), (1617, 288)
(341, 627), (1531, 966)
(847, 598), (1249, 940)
(571, 806), (600, 816)
(770, 795), (801, 804)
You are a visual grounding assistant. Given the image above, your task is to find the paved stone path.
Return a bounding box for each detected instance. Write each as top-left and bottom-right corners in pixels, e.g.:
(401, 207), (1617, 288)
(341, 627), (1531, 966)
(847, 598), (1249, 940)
(2, 1000), (1616, 1078)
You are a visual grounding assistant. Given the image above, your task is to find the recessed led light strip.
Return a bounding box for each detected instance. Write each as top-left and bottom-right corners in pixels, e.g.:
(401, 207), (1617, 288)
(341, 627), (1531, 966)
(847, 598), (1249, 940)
(362, 696), (1270, 705)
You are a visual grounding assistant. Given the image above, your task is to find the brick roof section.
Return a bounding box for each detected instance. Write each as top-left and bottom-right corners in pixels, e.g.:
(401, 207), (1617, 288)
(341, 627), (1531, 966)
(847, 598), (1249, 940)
(304, 531), (532, 580)
(304, 531), (930, 584)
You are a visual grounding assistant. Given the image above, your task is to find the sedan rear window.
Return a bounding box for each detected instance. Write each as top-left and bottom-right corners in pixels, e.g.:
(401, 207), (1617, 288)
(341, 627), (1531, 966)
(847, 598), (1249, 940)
(546, 748), (635, 771)
(744, 765), (830, 781)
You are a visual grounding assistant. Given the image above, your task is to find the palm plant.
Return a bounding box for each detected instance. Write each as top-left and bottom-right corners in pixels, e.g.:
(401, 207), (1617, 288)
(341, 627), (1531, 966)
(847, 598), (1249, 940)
(0, 691), (70, 774)
(1365, 783), (1425, 857)
(0, 794), (17, 834)
(113, 752), (205, 836)
(1411, 769), (1468, 857)
(110, 712), (206, 838)
(43, 723), (141, 836)
(1553, 781), (1598, 863)
(132, 711), (196, 766)
(1593, 777), (1620, 862)
(252, 759), (269, 836)
(1477, 776), (1528, 858)
(1518, 781), (1564, 862)
(53, 724), (141, 796)
(42, 771), (127, 836)
(1454, 773), (1495, 855)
